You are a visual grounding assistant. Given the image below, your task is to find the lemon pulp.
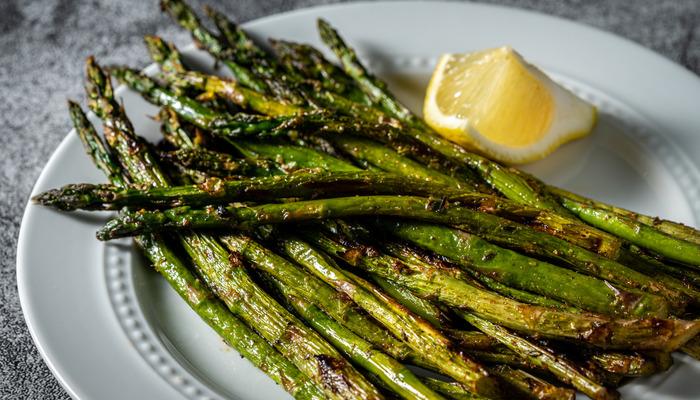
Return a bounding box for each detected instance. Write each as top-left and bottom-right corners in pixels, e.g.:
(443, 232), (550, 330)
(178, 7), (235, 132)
(424, 47), (596, 164)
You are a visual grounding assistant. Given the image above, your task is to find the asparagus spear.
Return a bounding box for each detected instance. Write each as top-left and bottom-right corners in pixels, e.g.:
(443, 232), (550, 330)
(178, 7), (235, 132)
(447, 218), (692, 308)
(159, 147), (261, 177)
(330, 226), (675, 379)
(376, 240), (577, 312)
(204, 5), (307, 104)
(316, 233), (622, 397)
(445, 331), (500, 352)
(158, 106), (199, 150)
(512, 169), (700, 266)
(309, 225), (683, 377)
(82, 103), (689, 311)
(139, 234), (327, 399)
(547, 185), (700, 246)
(270, 279), (446, 400)
(184, 233), (383, 399)
(330, 134), (494, 194)
(269, 39), (372, 105)
(420, 378), (484, 400)
(489, 366), (576, 400)
(369, 274), (449, 328)
(379, 220), (669, 317)
(231, 123), (624, 264)
(87, 57), (381, 399)
(459, 312), (618, 400)
(303, 229), (700, 350)
(194, 9), (390, 120)
(681, 335), (700, 360)
(328, 135), (468, 189)
(95, 195), (669, 318)
(216, 233), (415, 361)
(628, 245), (700, 287)
(34, 171), (451, 211)
(41, 159), (692, 311)
(559, 196), (700, 266)
(69, 101), (130, 187)
(587, 351), (672, 377)
(223, 234), (500, 397)
(160, 0), (269, 93)
(345, 269), (582, 398)
(67, 101), (325, 400)
(324, 222), (574, 312)
(220, 141), (569, 392)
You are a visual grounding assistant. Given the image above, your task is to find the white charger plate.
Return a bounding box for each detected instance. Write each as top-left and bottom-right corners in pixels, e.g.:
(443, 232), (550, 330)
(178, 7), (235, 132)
(17, 2), (700, 399)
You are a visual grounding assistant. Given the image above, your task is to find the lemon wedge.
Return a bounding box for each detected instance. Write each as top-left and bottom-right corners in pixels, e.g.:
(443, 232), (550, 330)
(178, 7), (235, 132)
(423, 47), (597, 164)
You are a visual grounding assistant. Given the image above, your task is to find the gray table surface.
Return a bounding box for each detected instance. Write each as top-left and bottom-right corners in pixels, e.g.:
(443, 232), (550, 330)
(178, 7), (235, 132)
(1, 0), (699, 398)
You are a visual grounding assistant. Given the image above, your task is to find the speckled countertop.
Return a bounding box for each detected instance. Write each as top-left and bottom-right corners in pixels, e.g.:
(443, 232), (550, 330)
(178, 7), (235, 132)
(1, 0), (698, 398)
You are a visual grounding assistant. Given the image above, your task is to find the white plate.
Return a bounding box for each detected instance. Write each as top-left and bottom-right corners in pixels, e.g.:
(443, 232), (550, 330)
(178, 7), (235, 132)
(17, 2), (700, 399)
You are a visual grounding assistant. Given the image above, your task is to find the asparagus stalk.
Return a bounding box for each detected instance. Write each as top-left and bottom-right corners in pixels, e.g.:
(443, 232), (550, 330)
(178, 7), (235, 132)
(302, 229), (700, 350)
(34, 171), (451, 211)
(369, 274), (449, 328)
(587, 351), (672, 377)
(323, 219), (574, 311)
(445, 331), (500, 352)
(459, 312), (618, 400)
(512, 169), (700, 266)
(139, 234), (327, 400)
(83, 107), (689, 311)
(203, 5), (307, 104)
(559, 196), (700, 266)
(315, 26), (685, 280)
(271, 280), (446, 400)
(110, 67), (308, 138)
(379, 220), (669, 317)
(159, 147), (261, 177)
(328, 135), (468, 189)
(328, 238), (622, 398)
(94, 195), (669, 318)
(87, 57), (380, 399)
(272, 236), (501, 397)
(377, 240), (577, 312)
(41, 158), (692, 311)
(681, 335), (700, 360)
(216, 234), (414, 361)
(627, 245), (700, 287)
(68, 101), (129, 187)
(420, 378), (484, 400)
(126, 57), (698, 276)
(189, 10), (388, 120)
(333, 227), (674, 380)
(183, 233), (382, 399)
(159, 107), (199, 150)
(160, 0), (269, 93)
(448, 218), (692, 308)
(144, 35), (187, 77)
(269, 39), (372, 105)
(547, 185), (700, 246)
(67, 101), (325, 400)
(489, 366), (576, 400)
